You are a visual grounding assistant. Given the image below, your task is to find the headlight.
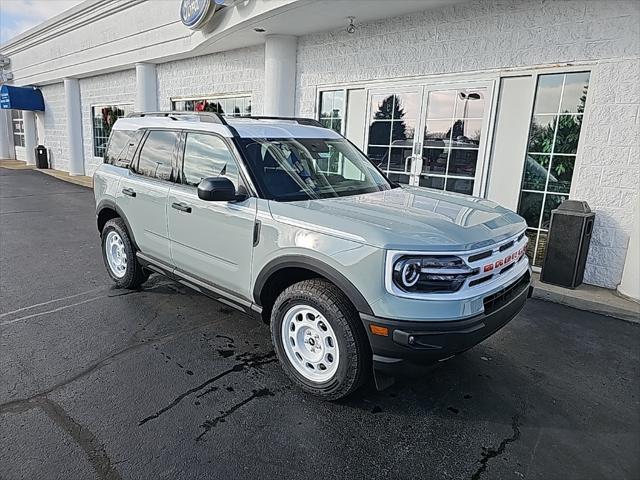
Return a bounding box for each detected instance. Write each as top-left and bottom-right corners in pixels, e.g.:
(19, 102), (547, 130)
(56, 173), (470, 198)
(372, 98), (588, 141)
(392, 255), (477, 293)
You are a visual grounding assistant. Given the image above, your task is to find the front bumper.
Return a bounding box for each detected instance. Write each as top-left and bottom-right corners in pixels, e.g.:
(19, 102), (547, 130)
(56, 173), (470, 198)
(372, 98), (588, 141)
(360, 271), (532, 375)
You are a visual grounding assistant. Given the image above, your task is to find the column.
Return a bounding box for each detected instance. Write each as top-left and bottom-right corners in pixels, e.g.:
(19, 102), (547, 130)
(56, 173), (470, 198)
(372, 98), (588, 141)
(264, 35), (297, 116)
(23, 110), (37, 165)
(64, 77), (85, 176)
(0, 109), (14, 160)
(135, 63), (158, 112)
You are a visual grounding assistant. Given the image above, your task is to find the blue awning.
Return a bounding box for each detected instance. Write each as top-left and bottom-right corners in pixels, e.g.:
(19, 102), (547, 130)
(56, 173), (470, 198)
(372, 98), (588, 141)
(0, 85), (45, 111)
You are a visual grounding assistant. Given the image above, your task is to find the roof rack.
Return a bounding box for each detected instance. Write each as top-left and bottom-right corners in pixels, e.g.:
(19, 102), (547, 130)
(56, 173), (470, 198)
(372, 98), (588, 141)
(126, 112), (323, 128)
(127, 111), (228, 124)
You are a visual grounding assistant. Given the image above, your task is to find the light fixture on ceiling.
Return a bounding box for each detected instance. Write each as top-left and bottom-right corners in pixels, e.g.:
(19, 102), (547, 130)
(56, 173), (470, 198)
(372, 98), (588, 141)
(346, 16), (357, 34)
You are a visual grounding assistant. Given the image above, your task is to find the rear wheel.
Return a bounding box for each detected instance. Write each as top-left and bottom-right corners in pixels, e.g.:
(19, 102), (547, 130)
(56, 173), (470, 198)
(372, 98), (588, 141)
(101, 218), (148, 289)
(271, 279), (370, 400)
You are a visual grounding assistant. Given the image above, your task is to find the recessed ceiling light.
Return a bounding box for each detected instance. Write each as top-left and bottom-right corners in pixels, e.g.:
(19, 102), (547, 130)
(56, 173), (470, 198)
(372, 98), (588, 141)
(254, 27), (266, 33)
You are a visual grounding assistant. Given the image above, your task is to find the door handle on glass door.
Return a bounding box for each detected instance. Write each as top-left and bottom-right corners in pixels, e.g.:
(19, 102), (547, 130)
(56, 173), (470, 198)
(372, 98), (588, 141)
(171, 202), (192, 213)
(122, 188), (136, 197)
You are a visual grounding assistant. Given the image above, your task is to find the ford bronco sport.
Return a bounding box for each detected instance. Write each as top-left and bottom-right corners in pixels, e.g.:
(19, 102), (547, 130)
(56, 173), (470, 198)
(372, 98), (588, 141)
(94, 112), (532, 400)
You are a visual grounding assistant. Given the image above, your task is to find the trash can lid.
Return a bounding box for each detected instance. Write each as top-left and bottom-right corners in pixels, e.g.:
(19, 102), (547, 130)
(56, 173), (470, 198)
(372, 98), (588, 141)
(556, 200), (591, 213)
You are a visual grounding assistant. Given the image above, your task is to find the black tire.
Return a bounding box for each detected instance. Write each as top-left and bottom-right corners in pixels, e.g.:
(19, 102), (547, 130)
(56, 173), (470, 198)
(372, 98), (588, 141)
(270, 279), (371, 400)
(101, 218), (149, 289)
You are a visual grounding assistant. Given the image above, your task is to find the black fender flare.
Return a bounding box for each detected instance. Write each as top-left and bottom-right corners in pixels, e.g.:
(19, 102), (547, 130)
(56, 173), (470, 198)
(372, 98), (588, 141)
(96, 199), (139, 251)
(253, 255), (374, 315)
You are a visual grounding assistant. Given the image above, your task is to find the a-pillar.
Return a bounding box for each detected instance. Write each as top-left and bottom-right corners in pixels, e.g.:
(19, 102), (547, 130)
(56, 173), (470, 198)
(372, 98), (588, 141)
(135, 63), (158, 112)
(64, 77), (85, 175)
(264, 35), (297, 116)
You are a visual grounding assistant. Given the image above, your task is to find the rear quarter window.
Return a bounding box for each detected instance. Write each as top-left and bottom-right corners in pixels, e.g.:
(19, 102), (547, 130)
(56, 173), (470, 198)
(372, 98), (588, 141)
(104, 130), (133, 166)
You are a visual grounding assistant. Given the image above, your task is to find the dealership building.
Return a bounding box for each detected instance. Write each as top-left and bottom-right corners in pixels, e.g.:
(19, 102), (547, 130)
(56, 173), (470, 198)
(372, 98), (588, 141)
(0, 0), (638, 297)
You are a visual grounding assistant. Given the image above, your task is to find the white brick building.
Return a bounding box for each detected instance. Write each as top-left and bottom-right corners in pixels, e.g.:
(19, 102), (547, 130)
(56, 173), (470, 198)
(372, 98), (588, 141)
(0, 0), (638, 296)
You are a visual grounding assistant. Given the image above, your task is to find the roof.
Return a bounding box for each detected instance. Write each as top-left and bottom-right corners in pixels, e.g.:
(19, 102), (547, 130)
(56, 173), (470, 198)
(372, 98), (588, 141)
(112, 116), (343, 140)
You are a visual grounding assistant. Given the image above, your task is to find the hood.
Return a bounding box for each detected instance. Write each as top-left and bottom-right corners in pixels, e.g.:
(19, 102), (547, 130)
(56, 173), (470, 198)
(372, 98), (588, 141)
(268, 186), (526, 251)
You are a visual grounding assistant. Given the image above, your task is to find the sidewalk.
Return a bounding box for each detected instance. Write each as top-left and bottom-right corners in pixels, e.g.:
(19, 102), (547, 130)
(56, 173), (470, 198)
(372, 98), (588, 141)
(532, 272), (639, 324)
(0, 158), (92, 188)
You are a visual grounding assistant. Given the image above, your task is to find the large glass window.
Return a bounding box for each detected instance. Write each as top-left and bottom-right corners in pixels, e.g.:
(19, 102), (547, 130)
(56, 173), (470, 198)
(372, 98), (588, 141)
(517, 71), (590, 266)
(172, 96), (251, 116)
(238, 137), (394, 201)
(182, 133), (239, 187)
(367, 93), (418, 184)
(11, 110), (25, 147)
(135, 130), (179, 181)
(93, 104), (133, 157)
(420, 88), (486, 195)
(319, 90), (345, 134)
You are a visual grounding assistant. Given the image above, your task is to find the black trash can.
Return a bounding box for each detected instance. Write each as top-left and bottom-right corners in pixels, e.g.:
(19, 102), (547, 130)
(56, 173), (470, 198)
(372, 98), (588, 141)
(35, 145), (49, 169)
(540, 200), (595, 289)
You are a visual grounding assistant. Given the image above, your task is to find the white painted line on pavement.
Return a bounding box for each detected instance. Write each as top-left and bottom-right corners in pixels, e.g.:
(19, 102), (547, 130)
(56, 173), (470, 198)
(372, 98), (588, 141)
(0, 286), (110, 319)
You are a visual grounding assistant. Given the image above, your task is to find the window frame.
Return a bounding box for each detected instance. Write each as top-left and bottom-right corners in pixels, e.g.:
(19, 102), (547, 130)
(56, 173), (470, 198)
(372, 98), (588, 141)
(91, 103), (134, 158)
(131, 129), (181, 183)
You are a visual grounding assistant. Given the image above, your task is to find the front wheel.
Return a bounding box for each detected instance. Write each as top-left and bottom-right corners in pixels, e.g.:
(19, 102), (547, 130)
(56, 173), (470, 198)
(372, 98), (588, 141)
(270, 279), (371, 400)
(101, 218), (149, 289)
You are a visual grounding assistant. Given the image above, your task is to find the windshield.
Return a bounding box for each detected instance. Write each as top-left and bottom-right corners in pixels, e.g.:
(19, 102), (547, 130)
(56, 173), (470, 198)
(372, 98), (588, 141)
(238, 137), (395, 201)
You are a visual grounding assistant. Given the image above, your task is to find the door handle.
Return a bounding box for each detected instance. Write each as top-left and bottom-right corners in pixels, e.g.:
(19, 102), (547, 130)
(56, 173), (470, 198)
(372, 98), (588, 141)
(122, 187), (136, 197)
(171, 202), (192, 213)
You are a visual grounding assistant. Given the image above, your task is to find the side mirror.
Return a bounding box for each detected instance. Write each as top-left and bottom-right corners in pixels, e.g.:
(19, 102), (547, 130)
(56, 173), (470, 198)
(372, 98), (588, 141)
(197, 177), (236, 201)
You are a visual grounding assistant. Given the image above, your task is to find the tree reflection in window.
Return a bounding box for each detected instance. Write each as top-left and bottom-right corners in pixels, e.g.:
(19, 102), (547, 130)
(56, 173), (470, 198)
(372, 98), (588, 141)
(518, 72), (590, 267)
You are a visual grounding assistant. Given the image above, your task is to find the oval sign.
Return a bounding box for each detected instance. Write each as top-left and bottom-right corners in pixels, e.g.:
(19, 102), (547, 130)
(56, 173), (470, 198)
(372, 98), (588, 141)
(180, 0), (214, 30)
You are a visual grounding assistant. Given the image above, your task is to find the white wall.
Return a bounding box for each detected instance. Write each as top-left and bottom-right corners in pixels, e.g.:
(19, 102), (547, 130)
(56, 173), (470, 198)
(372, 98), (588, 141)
(39, 83), (67, 171)
(157, 46), (265, 112)
(80, 69), (136, 176)
(295, 0), (640, 289)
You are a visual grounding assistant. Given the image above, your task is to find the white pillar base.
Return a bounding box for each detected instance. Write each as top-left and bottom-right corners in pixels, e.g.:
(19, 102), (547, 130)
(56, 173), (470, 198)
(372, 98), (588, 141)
(135, 63), (158, 112)
(264, 35), (297, 116)
(23, 110), (37, 165)
(64, 78), (85, 176)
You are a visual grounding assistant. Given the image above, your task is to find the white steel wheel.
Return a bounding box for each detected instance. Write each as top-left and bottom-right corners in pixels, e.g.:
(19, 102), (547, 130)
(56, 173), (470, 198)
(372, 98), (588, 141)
(104, 230), (128, 278)
(281, 304), (340, 383)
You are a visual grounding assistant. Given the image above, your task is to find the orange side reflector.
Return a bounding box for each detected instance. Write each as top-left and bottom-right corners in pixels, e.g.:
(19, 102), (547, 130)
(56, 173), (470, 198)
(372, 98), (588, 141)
(369, 324), (389, 337)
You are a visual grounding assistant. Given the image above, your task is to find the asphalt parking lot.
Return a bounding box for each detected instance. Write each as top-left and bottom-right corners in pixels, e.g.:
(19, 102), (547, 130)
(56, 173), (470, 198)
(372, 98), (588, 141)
(1, 167), (639, 480)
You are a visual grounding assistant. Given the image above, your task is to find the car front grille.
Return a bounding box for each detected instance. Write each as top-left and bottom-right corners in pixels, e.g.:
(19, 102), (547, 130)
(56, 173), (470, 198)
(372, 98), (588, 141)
(483, 271), (530, 315)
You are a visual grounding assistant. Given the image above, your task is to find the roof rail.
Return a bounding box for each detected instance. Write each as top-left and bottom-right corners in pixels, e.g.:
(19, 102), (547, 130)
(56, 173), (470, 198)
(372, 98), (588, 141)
(127, 111), (228, 125)
(126, 112), (322, 128)
(235, 116), (323, 128)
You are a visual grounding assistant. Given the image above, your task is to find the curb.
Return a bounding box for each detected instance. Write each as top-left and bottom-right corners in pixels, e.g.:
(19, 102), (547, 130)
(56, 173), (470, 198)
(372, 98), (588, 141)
(532, 281), (640, 324)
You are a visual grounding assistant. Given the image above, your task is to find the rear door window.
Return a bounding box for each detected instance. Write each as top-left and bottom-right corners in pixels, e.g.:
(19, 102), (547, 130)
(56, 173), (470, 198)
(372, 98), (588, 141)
(135, 130), (179, 181)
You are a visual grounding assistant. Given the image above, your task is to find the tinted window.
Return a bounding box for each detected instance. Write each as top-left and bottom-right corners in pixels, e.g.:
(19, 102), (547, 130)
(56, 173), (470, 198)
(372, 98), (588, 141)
(136, 130), (178, 180)
(182, 133), (239, 187)
(104, 130), (132, 166)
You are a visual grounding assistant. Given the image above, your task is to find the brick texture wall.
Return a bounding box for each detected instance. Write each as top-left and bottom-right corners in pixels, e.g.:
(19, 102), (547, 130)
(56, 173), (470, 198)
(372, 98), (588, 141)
(296, 0), (639, 289)
(80, 69), (136, 176)
(157, 45), (264, 112)
(39, 83), (68, 172)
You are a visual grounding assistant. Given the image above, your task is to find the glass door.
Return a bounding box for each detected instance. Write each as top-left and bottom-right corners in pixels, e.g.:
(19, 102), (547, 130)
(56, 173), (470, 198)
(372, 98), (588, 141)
(364, 81), (494, 194)
(415, 82), (493, 196)
(365, 88), (422, 185)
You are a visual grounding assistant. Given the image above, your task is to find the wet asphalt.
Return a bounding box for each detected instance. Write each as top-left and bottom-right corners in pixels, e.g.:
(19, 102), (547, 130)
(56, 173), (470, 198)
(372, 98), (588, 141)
(0, 167), (638, 480)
